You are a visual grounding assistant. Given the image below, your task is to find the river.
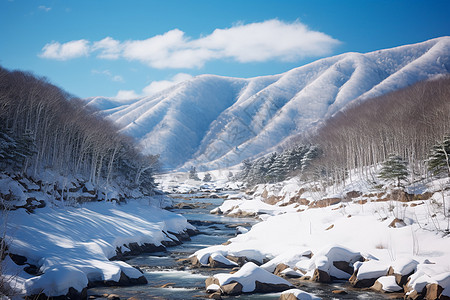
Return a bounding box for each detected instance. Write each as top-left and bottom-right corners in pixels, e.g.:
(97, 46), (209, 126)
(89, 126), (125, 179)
(88, 191), (402, 299)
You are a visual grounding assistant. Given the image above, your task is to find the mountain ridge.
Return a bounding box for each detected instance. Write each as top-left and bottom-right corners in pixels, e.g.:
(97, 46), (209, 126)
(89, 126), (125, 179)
(87, 37), (450, 170)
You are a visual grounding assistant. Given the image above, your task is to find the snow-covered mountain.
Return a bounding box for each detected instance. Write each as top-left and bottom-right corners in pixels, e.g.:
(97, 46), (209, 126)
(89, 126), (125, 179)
(88, 37), (450, 170)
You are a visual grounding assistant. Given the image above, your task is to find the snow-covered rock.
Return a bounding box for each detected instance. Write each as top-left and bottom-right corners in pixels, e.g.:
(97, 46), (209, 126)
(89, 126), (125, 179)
(371, 276), (402, 293)
(350, 260), (390, 288)
(280, 288), (322, 300)
(208, 252), (239, 268)
(211, 262), (293, 294)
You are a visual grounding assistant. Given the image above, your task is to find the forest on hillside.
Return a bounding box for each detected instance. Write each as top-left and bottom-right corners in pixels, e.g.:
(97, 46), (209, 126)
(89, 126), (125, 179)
(238, 76), (450, 187)
(0, 66), (159, 200)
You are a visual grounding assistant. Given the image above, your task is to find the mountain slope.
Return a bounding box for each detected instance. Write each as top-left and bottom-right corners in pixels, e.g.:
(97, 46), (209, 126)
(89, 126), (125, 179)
(88, 37), (450, 170)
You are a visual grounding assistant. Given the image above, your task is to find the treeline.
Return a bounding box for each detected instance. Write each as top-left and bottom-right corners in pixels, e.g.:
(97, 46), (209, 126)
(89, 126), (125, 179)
(312, 76), (450, 185)
(238, 76), (450, 187)
(0, 66), (158, 197)
(237, 144), (319, 185)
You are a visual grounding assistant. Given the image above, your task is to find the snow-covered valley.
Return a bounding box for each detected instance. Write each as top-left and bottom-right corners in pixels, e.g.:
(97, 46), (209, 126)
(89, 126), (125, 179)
(1, 37), (450, 300)
(1, 163), (449, 300)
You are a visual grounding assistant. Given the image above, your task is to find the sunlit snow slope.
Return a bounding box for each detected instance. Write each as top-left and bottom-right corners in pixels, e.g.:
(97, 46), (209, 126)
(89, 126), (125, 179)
(88, 37), (450, 170)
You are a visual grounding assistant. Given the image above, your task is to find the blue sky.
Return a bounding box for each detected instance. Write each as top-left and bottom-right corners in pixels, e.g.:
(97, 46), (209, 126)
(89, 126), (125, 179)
(1, 0), (449, 99)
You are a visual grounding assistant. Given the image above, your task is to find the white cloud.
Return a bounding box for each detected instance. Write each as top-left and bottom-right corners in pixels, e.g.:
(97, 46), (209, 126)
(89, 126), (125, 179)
(115, 90), (140, 100)
(38, 5), (51, 12)
(142, 73), (193, 96)
(93, 37), (122, 59)
(40, 19), (340, 67)
(40, 40), (90, 60)
(196, 19), (340, 62)
(114, 73), (193, 100)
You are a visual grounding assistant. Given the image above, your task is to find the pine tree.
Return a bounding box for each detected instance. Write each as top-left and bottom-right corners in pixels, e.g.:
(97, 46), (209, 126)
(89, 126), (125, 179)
(203, 172), (212, 182)
(301, 145), (319, 173)
(378, 154), (409, 187)
(189, 166), (200, 180)
(428, 136), (450, 177)
(267, 153), (286, 182)
(0, 126), (17, 167)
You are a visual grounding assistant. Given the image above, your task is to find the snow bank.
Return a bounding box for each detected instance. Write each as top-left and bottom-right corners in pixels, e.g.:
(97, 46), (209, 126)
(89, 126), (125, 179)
(0, 201), (195, 297)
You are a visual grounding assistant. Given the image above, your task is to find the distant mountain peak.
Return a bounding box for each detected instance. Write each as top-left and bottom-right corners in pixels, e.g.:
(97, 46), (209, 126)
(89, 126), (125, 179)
(87, 37), (450, 170)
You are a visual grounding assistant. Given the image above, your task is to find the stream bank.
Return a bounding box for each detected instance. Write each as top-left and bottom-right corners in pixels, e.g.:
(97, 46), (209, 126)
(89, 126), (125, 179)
(88, 191), (401, 300)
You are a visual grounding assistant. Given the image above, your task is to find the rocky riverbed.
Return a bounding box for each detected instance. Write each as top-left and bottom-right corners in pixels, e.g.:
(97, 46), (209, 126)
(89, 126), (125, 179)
(88, 190), (403, 300)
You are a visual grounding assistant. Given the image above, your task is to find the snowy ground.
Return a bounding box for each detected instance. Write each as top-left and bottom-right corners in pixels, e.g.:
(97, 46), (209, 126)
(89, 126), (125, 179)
(184, 171), (450, 298)
(0, 200), (195, 298)
(1, 167), (449, 299)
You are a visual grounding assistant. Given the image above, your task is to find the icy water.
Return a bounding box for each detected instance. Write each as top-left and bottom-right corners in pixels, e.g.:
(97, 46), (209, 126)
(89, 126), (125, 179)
(88, 193), (402, 300)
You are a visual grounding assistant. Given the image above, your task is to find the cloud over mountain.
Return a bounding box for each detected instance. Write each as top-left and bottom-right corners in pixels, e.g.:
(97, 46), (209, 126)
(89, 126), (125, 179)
(39, 20), (340, 67)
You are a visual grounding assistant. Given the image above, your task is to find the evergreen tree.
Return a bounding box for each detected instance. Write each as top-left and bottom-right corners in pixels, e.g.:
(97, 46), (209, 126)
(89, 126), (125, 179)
(189, 166), (200, 180)
(301, 145), (319, 173)
(0, 125), (16, 168)
(236, 144), (320, 186)
(378, 154), (409, 187)
(265, 153), (283, 182)
(428, 136), (450, 177)
(203, 172), (212, 182)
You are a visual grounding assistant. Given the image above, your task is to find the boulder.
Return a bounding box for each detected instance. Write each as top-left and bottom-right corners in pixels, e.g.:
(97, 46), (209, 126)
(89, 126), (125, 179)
(280, 268), (302, 278)
(205, 276), (220, 288)
(371, 276), (402, 293)
(284, 196), (310, 206)
(312, 268), (331, 283)
(387, 259), (418, 286)
(226, 255), (246, 266)
(413, 192), (433, 201)
(333, 261), (354, 276)
(309, 198), (341, 208)
(345, 191), (362, 200)
(208, 253), (239, 268)
(211, 262), (293, 294)
(349, 273), (377, 288)
(424, 283), (444, 300)
(274, 263), (290, 276)
(265, 195), (282, 205)
(279, 292), (299, 300)
(208, 292), (222, 299)
(206, 283), (221, 293)
(279, 288), (321, 299)
(349, 260), (389, 288)
(221, 281), (243, 295)
(255, 280), (292, 293)
(389, 189), (413, 202)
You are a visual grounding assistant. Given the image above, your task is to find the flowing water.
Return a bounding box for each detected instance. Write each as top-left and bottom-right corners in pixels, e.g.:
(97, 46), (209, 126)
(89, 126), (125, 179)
(88, 192), (402, 300)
